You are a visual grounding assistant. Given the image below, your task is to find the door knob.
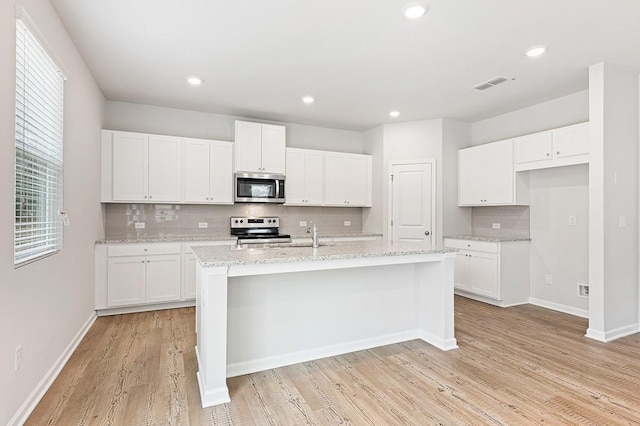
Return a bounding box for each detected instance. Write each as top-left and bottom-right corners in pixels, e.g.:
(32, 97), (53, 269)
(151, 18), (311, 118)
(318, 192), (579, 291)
(424, 231), (430, 236)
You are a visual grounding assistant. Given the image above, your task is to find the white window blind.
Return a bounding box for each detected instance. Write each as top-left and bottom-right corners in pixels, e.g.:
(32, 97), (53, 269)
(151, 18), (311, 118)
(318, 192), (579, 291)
(14, 18), (65, 266)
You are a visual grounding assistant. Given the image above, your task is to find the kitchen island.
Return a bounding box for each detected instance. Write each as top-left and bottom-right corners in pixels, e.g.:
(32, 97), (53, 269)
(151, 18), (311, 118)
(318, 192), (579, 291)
(192, 240), (458, 407)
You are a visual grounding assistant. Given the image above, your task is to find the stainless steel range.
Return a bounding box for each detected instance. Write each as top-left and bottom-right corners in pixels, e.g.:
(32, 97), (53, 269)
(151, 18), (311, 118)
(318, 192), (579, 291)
(230, 217), (291, 244)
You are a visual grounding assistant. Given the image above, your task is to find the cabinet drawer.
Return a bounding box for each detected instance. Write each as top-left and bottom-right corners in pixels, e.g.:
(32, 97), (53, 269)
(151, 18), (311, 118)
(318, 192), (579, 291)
(444, 239), (498, 253)
(108, 243), (181, 257)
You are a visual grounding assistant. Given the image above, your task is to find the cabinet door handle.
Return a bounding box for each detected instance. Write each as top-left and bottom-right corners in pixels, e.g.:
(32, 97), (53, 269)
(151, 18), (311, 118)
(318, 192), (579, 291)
(546, 153), (550, 157)
(424, 231), (430, 236)
(557, 151), (560, 155)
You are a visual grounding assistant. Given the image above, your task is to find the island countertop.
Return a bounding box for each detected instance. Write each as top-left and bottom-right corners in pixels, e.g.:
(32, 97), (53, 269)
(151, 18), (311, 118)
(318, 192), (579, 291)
(191, 239), (456, 268)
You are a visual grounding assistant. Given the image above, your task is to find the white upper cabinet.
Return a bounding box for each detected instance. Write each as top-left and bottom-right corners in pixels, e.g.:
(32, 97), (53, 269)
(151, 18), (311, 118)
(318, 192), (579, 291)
(324, 152), (372, 207)
(458, 139), (528, 206)
(234, 120), (286, 174)
(285, 148), (324, 205)
(184, 138), (233, 204)
(110, 131), (182, 202)
(112, 132), (147, 201)
(552, 122), (589, 160)
(514, 122), (589, 171)
(147, 135), (182, 202)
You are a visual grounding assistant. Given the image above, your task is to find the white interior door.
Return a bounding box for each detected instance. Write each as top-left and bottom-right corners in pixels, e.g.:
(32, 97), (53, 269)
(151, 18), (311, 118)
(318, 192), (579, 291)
(390, 162), (434, 243)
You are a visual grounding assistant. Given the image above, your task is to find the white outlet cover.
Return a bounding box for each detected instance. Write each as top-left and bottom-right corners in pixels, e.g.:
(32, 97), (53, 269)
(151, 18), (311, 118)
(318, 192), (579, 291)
(344, 221), (352, 226)
(198, 222), (208, 228)
(299, 221), (307, 227)
(492, 223), (501, 229)
(135, 222), (145, 229)
(569, 215), (577, 226)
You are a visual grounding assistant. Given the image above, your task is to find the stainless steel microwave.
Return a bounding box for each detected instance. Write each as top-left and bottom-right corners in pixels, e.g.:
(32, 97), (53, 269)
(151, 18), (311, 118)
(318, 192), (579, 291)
(234, 172), (285, 203)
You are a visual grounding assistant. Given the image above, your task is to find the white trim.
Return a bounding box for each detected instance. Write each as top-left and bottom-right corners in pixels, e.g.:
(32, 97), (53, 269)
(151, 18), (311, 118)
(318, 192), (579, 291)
(226, 330), (420, 378)
(96, 300), (195, 316)
(528, 297), (589, 319)
(586, 323), (640, 342)
(9, 313), (97, 426)
(14, 3), (68, 78)
(388, 159), (437, 242)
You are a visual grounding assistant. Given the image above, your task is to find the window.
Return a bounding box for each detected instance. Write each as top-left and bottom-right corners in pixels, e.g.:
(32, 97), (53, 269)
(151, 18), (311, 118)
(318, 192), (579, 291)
(14, 18), (65, 266)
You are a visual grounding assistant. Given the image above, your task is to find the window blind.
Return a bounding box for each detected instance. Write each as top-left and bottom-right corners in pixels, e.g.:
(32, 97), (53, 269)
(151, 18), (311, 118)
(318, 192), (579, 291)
(14, 18), (65, 266)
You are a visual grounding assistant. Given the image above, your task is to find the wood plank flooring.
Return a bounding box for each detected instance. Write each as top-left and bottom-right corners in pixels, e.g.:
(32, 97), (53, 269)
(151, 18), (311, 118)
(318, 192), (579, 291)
(26, 296), (640, 425)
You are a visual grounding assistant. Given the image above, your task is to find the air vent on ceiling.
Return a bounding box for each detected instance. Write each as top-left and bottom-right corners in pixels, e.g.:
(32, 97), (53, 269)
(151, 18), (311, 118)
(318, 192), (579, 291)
(473, 76), (513, 91)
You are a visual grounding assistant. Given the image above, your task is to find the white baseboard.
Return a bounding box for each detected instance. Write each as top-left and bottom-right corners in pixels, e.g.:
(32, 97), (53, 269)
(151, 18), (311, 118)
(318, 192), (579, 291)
(96, 300), (195, 316)
(586, 323), (640, 342)
(9, 312), (97, 426)
(226, 330), (420, 378)
(528, 297), (589, 318)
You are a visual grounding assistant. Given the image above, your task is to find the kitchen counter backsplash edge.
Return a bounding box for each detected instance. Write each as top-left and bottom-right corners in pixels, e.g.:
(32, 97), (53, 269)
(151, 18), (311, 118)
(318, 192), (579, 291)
(95, 232), (383, 245)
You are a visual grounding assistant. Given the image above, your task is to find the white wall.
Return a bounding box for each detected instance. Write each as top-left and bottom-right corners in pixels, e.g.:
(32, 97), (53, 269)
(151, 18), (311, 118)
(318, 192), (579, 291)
(471, 90), (590, 314)
(362, 125), (384, 233)
(472, 90), (589, 145)
(442, 120), (472, 237)
(587, 63), (639, 341)
(382, 120), (444, 242)
(0, 1), (105, 425)
(104, 101), (364, 153)
(528, 165), (589, 316)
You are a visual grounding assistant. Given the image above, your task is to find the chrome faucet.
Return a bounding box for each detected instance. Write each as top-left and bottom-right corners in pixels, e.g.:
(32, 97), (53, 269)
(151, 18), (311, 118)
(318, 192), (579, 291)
(307, 222), (319, 248)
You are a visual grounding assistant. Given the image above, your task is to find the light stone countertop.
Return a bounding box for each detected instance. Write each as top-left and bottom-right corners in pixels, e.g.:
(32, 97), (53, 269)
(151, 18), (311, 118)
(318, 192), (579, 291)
(191, 240), (456, 268)
(444, 235), (531, 242)
(95, 232), (383, 245)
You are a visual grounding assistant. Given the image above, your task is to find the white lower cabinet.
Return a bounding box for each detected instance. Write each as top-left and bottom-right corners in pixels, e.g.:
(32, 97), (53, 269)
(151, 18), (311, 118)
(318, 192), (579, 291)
(445, 238), (530, 307)
(96, 243), (182, 312)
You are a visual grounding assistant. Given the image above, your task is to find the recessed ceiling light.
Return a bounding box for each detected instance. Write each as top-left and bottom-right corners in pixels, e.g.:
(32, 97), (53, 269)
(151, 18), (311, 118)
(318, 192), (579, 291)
(525, 46), (547, 57)
(403, 1), (429, 19)
(389, 111), (400, 118)
(187, 76), (203, 86)
(302, 96), (315, 104)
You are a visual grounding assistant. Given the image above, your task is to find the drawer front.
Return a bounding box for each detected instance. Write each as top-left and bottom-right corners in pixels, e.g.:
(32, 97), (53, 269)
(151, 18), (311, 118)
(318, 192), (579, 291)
(108, 243), (182, 257)
(444, 238), (498, 253)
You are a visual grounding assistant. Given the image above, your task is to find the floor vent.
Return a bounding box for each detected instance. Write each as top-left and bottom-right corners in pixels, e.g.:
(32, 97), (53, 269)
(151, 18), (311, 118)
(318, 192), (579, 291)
(473, 76), (513, 91)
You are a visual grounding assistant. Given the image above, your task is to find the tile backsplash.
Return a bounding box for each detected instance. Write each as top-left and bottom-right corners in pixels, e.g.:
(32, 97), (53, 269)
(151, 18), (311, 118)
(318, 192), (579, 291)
(104, 204), (363, 238)
(471, 206), (530, 238)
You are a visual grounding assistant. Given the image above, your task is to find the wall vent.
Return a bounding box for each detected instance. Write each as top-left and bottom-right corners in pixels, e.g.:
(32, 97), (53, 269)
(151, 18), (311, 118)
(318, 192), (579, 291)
(473, 76), (513, 91)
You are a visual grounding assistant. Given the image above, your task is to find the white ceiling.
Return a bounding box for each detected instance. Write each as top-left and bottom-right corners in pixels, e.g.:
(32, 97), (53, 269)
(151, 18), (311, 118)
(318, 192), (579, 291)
(51, 0), (640, 131)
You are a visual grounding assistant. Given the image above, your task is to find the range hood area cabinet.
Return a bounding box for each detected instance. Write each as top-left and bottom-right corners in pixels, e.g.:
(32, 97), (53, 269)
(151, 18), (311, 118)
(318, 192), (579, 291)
(458, 139), (529, 207)
(234, 120), (286, 174)
(101, 130), (233, 204)
(514, 122), (589, 172)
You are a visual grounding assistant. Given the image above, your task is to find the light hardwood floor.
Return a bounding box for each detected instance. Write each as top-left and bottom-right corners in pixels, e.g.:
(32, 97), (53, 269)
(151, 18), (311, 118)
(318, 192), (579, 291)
(27, 296), (640, 425)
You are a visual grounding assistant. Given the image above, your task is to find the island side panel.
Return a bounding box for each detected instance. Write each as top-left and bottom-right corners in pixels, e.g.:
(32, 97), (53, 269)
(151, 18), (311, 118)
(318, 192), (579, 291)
(196, 264), (231, 407)
(417, 253), (458, 350)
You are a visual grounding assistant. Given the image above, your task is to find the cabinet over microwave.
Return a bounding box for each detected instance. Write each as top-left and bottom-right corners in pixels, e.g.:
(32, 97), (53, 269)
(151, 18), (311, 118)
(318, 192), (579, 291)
(235, 173), (285, 203)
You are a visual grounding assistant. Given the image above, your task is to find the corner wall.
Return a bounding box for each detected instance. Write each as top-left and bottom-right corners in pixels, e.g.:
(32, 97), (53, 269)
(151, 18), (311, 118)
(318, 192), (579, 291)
(0, 1), (105, 424)
(471, 91), (590, 315)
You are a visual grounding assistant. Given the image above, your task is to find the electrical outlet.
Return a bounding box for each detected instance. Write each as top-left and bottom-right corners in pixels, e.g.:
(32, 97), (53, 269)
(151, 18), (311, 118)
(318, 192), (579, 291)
(135, 222), (145, 229)
(344, 221), (352, 226)
(299, 221), (307, 227)
(492, 223), (501, 229)
(198, 222), (208, 228)
(15, 345), (23, 372)
(619, 216), (627, 228)
(545, 274), (553, 285)
(578, 283), (589, 298)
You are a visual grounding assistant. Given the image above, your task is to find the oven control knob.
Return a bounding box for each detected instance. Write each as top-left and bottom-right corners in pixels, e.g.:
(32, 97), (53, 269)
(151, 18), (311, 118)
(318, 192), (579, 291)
(240, 220), (244, 223)
(268, 219), (272, 223)
(234, 219), (238, 223)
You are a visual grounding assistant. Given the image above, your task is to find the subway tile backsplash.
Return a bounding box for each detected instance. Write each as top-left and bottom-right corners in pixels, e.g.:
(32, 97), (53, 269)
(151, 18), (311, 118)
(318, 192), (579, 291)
(104, 203), (363, 238)
(471, 206), (530, 238)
